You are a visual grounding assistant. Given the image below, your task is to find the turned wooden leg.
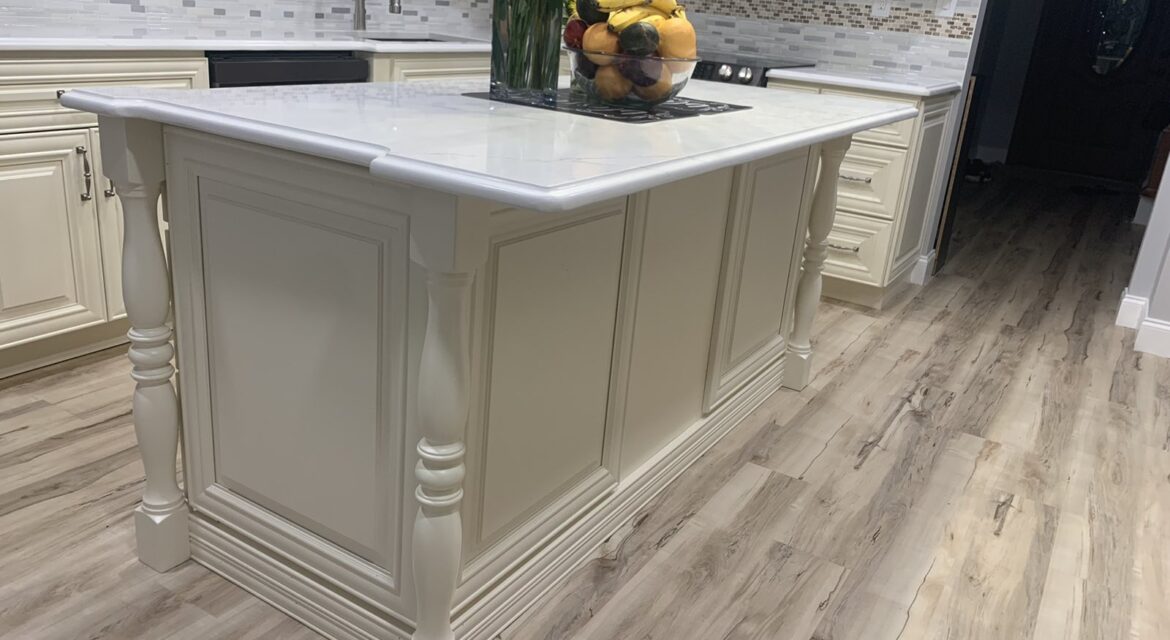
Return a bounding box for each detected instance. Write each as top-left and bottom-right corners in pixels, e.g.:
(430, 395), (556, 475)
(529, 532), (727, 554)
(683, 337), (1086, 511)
(785, 137), (851, 391)
(102, 117), (190, 571)
(412, 270), (474, 640)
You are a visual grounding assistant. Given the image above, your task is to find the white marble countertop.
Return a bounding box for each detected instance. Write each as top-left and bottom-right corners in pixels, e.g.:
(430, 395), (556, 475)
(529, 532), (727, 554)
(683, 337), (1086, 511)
(61, 79), (916, 212)
(0, 27), (490, 53)
(766, 67), (962, 98)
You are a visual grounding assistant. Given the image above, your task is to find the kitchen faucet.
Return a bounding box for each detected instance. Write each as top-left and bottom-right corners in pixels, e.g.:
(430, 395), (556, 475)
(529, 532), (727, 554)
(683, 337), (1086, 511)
(355, 0), (402, 29)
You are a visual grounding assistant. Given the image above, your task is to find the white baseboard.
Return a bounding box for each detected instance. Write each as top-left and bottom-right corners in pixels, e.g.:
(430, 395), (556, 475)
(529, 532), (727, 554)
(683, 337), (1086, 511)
(974, 145), (1007, 164)
(1136, 316), (1170, 358)
(1116, 289), (1149, 329)
(1133, 195), (1155, 227)
(909, 250), (936, 286)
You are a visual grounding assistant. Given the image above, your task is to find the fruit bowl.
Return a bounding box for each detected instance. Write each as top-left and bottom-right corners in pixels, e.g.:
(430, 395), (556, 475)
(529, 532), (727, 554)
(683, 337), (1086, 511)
(566, 47), (698, 109)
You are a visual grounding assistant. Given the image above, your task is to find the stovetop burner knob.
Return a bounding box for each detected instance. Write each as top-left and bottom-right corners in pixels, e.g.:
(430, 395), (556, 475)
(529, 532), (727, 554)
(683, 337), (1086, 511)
(717, 64), (733, 81)
(737, 67), (754, 84)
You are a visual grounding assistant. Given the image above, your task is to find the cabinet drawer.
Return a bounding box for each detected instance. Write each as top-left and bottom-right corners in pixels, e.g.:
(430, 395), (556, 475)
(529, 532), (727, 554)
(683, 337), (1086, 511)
(388, 54), (490, 82)
(822, 210), (893, 286)
(824, 88), (918, 147)
(768, 81), (821, 94)
(0, 56), (208, 133)
(836, 142), (908, 220)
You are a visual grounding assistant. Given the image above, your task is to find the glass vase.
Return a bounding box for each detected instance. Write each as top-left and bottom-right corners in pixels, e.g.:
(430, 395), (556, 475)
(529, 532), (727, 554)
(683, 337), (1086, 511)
(490, 0), (563, 106)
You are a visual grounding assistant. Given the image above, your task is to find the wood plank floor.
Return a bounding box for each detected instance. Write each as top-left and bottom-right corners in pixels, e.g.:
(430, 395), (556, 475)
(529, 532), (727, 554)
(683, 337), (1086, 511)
(2, 173), (1167, 639)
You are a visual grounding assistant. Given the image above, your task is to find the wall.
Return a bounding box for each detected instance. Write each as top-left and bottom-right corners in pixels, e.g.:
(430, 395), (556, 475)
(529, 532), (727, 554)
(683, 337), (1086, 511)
(969, 0), (1046, 162)
(1120, 160), (1170, 357)
(689, 0), (980, 76)
(0, 0), (490, 39)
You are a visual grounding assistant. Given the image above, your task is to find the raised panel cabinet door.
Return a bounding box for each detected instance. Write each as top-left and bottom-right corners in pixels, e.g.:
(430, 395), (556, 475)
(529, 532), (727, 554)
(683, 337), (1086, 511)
(0, 129), (106, 349)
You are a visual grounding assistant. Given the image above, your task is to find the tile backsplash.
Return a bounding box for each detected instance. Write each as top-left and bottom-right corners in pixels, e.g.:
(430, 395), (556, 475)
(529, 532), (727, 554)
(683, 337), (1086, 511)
(692, 13), (973, 77)
(0, 0), (490, 39)
(689, 0), (977, 40)
(690, 0), (981, 78)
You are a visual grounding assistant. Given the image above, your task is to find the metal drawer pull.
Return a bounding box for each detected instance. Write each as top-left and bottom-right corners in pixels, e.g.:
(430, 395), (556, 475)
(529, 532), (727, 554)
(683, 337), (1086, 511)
(75, 146), (93, 201)
(827, 242), (860, 253)
(105, 180), (116, 198)
(839, 173), (873, 184)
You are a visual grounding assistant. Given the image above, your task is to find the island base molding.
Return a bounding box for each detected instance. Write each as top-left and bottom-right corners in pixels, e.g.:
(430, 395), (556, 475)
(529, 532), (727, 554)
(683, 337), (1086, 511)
(187, 354), (786, 640)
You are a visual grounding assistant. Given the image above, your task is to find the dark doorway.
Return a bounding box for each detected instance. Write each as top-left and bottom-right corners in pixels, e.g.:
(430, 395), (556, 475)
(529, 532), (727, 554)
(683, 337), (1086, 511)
(1010, 0), (1170, 184)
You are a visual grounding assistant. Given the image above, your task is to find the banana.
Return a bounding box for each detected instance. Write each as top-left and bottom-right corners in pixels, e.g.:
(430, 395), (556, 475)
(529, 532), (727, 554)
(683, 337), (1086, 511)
(648, 0), (677, 14)
(596, 0), (650, 12)
(607, 5), (668, 31)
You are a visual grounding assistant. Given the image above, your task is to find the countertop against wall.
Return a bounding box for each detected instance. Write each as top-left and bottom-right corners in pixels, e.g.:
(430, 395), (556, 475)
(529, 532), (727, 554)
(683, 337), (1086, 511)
(0, 26), (490, 53)
(767, 66), (962, 98)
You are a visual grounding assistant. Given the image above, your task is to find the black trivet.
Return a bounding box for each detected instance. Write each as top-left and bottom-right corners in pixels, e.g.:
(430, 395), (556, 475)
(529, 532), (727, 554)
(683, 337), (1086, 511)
(463, 89), (751, 123)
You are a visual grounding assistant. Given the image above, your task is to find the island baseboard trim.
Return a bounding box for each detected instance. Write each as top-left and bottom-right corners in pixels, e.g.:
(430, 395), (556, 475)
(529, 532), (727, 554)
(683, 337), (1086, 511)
(189, 355), (787, 640)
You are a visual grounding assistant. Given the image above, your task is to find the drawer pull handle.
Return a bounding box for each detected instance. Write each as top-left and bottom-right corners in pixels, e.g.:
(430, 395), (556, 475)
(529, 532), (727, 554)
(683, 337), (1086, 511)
(75, 145), (93, 201)
(840, 173), (873, 184)
(827, 242), (860, 253)
(105, 180), (116, 198)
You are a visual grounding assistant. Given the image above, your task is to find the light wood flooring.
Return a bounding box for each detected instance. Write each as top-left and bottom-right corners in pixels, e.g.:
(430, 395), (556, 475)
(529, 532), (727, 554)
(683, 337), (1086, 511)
(2, 173), (1168, 639)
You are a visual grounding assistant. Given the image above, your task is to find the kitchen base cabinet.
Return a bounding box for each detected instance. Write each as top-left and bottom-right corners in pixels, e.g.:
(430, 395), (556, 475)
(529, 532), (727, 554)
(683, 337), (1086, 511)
(363, 52), (491, 82)
(771, 80), (956, 309)
(0, 52), (207, 378)
(0, 129), (107, 351)
(144, 130), (837, 640)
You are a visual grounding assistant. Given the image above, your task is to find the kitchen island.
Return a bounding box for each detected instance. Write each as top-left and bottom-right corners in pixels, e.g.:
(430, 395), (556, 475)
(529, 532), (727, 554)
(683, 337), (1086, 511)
(61, 80), (914, 640)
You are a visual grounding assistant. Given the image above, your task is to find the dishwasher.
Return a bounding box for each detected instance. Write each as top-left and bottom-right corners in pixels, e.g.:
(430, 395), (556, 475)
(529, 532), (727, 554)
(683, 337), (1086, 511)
(206, 51), (370, 87)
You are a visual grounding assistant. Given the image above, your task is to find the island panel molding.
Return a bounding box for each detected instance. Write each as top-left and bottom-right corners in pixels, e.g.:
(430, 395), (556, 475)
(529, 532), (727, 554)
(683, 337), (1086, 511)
(73, 78), (913, 640)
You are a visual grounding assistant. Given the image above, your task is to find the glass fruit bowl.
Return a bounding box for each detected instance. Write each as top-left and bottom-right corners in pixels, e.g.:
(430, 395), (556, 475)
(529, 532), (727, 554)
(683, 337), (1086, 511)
(565, 47), (699, 109)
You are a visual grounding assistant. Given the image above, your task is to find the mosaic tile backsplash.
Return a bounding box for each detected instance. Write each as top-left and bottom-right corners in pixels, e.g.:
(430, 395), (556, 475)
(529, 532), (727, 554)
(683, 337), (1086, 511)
(1, 0), (976, 80)
(690, 0), (978, 40)
(0, 0), (491, 39)
(692, 12), (973, 77)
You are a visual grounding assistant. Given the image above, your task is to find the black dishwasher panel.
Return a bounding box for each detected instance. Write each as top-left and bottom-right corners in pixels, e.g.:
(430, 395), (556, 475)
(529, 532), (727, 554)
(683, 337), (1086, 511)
(206, 51), (370, 88)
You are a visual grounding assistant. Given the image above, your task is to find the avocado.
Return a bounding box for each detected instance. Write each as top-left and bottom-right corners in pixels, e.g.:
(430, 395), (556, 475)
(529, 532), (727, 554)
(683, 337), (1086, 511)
(618, 21), (659, 57)
(577, 0), (608, 25)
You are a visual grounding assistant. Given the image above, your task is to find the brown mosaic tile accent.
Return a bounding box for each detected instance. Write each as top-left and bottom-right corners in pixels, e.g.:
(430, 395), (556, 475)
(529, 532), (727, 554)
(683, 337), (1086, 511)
(688, 0), (978, 40)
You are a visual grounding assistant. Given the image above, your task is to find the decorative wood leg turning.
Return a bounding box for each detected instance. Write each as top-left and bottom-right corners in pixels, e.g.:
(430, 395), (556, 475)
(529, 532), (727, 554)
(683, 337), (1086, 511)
(412, 270), (474, 640)
(103, 118), (190, 571)
(785, 137), (851, 391)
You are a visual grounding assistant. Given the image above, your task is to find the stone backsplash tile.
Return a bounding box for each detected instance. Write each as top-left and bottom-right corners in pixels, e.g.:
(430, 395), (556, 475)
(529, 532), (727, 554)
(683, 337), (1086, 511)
(690, 12), (973, 77)
(687, 0), (977, 40)
(0, 0), (490, 39)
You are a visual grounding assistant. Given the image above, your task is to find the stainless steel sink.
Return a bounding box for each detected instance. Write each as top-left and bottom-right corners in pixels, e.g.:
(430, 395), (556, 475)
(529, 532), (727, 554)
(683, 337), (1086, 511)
(366, 37), (442, 42)
(359, 32), (485, 43)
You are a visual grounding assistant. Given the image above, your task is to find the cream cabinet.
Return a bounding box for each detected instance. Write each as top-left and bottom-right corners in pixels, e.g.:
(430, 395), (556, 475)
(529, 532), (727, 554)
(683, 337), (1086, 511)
(0, 53), (207, 377)
(0, 129), (107, 349)
(362, 52), (491, 82)
(771, 81), (954, 308)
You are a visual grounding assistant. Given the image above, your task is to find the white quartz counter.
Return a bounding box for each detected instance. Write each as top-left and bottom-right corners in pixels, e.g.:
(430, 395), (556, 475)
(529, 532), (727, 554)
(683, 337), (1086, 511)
(0, 28), (490, 53)
(62, 79), (916, 211)
(766, 67), (962, 98)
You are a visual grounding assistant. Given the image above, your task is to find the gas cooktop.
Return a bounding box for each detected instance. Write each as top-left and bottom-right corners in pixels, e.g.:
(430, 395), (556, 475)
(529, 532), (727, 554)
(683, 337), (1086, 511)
(692, 52), (815, 87)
